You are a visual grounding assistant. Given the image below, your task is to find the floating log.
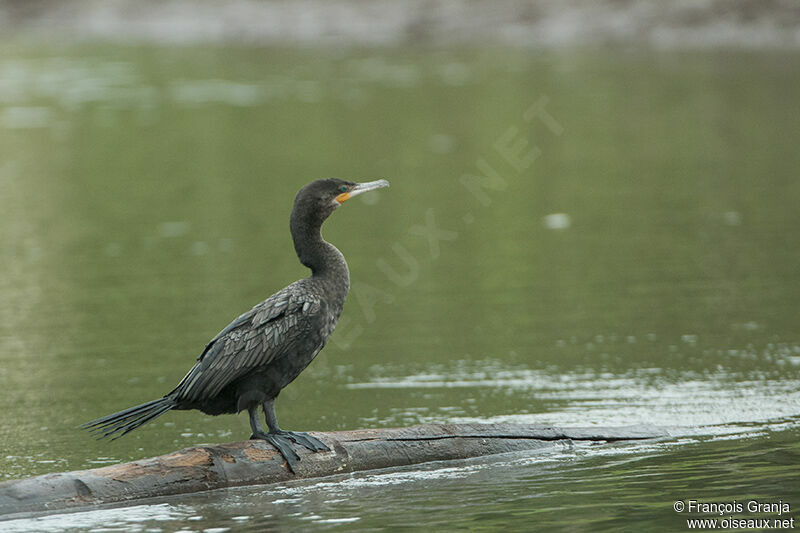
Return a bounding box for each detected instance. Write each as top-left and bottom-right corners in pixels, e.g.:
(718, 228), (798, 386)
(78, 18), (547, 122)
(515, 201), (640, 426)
(0, 423), (666, 517)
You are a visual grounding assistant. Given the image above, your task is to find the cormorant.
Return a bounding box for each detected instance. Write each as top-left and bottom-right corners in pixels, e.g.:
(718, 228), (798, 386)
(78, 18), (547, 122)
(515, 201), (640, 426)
(81, 178), (390, 471)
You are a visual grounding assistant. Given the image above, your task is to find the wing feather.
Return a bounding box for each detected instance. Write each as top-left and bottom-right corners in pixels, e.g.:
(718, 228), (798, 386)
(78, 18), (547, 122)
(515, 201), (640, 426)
(172, 285), (320, 402)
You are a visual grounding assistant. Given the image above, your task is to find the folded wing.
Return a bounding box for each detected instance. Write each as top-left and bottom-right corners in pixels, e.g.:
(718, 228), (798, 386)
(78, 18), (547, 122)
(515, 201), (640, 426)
(171, 284), (320, 402)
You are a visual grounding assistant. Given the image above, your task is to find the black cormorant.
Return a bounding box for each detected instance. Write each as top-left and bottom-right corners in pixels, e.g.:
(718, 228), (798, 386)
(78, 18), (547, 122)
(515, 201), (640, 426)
(81, 178), (390, 471)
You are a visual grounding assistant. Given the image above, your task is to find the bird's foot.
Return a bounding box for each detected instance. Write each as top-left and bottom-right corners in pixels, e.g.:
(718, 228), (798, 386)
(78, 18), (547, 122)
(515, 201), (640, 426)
(282, 430), (330, 453)
(250, 430), (330, 472)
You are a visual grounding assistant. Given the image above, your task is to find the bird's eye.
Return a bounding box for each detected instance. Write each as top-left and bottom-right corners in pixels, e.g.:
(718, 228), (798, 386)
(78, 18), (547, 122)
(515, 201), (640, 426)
(339, 186), (348, 192)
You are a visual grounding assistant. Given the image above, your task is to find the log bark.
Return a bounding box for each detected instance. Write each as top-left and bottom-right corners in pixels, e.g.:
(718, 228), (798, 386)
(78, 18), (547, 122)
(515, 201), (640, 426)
(0, 423), (665, 517)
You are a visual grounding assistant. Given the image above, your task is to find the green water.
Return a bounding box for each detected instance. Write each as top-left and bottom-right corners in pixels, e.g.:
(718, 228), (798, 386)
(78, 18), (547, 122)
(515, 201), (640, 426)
(0, 43), (799, 530)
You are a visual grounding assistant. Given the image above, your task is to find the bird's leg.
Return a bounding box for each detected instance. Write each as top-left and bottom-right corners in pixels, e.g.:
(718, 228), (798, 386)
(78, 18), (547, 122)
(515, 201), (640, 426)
(249, 400), (329, 473)
(249, 403), (301, 471)
(262, 398), (281, 433)
(248, 405), (267, 437)
(263, 399), (330, 453)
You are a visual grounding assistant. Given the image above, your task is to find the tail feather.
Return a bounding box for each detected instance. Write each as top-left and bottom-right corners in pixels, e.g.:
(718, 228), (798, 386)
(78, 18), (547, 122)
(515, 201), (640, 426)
(99, 403), (173, 440)
(80, 398), (176, 440)
(91, 403), (170, 439)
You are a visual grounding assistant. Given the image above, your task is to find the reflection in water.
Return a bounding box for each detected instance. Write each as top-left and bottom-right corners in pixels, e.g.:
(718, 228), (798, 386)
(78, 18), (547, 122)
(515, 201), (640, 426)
(0, 44), (799, 530)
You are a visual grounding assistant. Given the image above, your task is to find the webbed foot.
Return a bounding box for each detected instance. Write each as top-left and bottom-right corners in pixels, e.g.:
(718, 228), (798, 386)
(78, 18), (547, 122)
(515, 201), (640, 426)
(250, 430), (330, 472)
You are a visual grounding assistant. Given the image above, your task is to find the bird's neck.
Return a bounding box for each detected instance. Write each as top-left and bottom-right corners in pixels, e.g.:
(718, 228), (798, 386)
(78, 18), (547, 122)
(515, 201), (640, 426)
(290, 214), (350, 288)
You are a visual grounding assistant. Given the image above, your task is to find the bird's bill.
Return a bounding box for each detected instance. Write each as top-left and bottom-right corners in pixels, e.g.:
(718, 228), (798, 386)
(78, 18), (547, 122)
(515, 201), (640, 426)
(336, 179), (390, 204)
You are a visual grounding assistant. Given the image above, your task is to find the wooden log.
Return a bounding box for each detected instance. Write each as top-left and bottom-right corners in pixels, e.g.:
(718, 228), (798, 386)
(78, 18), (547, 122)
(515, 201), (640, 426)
(0, 423), (665, 517)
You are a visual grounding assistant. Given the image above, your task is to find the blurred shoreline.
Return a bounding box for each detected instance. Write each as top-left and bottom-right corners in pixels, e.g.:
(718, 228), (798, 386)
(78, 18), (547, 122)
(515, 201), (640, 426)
(1, 0), (799, 50)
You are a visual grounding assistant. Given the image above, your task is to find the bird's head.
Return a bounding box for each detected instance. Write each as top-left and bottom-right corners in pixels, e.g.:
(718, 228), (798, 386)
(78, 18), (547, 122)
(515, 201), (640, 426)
(293, 178), (390, 224)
